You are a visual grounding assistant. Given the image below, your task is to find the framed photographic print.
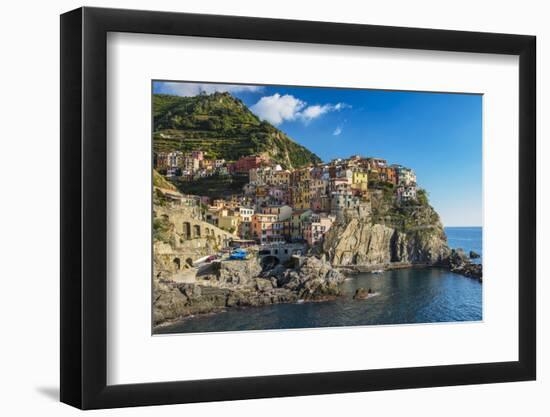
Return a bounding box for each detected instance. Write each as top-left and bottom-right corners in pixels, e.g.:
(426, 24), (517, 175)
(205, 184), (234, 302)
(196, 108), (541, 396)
(60, 6), (536, 409)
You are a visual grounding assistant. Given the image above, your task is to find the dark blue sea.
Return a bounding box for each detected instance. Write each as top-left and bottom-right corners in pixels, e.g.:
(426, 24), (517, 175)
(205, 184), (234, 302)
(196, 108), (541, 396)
(157, 227), (482, 334)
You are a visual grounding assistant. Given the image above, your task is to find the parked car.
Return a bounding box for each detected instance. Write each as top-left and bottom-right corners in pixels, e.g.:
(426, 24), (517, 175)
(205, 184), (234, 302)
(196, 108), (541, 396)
(229, 249), (248, 261)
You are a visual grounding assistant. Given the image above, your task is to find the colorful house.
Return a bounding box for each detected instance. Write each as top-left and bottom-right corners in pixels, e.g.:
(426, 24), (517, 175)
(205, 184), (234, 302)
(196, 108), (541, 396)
(237, 206), (255, 239)
(290, 209), (312, 241)
(396, 185), (417, 202)
(351, 169), (369, 192)
(290, 184), (311, 210)
(392, 164), (417, 186)
(379, 166), (397, 185)
(191, 150), (204, 161)
(218, 215), (240, 235)
(304, 213), (335, 246)
(260, 204), (292, 221)
(251, 213), (278, 244)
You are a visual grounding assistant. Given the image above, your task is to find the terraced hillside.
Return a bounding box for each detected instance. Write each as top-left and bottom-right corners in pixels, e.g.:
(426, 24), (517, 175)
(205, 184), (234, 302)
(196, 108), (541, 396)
(153, 92), (321, 169)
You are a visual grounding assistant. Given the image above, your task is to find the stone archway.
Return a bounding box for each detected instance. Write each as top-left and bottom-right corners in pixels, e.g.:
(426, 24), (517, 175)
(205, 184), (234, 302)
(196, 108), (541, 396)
(261, 255), (280, 270)
(173, 257), (181, 271)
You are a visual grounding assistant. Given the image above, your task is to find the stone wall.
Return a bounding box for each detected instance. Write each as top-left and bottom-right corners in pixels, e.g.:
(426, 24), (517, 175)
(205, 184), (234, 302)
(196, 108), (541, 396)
(155, 205), (235, 249)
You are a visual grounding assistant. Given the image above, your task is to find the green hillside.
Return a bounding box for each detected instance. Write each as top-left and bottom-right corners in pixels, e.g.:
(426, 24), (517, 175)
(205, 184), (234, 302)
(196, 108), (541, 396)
(152, 169), (177, 191)
(153, 92), (321, 169)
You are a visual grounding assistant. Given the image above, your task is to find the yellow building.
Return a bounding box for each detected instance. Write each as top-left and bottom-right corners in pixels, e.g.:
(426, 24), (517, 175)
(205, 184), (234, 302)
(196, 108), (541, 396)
(290, 167), (311, 186)
(291, 185), (310, 210)
(351, 170), (368, 193)
(218, 215), (240, 235)
(352, 170), (368, 185)
(272, 169), (291, 186)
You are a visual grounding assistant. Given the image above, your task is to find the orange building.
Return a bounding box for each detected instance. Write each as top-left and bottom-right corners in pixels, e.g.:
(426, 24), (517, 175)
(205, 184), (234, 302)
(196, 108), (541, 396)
(379, 166), (397, 185)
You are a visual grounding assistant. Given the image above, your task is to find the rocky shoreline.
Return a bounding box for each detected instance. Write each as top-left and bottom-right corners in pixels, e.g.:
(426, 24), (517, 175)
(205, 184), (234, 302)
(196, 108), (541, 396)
(335, 255), (482, 282)
(153, 255), (345, 328)
(153, 249), (482, 329)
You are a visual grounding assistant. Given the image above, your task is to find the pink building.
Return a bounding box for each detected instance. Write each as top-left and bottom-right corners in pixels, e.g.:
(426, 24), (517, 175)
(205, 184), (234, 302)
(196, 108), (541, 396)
(191, 150), (204, 161)
(268, 187), (290, 204)
(251, 213), (278, 244)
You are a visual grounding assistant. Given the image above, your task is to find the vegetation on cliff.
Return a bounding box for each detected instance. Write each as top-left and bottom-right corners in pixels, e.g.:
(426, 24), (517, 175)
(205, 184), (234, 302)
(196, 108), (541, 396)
(153, 215), (173, 244)
(170, 173), (249, 199)
(370, 186), (439, 230)
(153, 169), (177, 190)
(153, 170), (179, 207)
(153, 92), (322, 169)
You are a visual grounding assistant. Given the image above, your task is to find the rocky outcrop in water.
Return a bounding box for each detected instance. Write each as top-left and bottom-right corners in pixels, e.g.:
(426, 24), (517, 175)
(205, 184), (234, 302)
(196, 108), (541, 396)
(446, 249), (483, 282)
(153, 255), (345, 327)
(353, 287), (374, 300)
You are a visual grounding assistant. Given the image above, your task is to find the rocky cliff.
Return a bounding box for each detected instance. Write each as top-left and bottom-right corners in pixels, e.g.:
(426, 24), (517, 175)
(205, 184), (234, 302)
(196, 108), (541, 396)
(323, 189), (451, 267)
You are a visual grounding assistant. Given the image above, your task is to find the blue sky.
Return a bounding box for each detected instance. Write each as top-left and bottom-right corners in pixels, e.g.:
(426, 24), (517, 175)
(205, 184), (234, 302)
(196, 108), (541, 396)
(153, 81), (482, 227)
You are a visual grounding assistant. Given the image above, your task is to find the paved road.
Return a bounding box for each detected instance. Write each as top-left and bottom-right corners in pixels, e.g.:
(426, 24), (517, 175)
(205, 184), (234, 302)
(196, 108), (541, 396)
(169, 252), (232, 283)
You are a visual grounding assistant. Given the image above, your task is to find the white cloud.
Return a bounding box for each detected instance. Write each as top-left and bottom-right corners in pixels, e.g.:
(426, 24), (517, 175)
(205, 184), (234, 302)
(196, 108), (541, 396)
(250, 93), (350, 125)
(333, 126), (342, 136)
(334, 103), (352, 111)
(250, 94), (306, 125)
(300, 104), (329, 122)
(155, 82), (263, 97)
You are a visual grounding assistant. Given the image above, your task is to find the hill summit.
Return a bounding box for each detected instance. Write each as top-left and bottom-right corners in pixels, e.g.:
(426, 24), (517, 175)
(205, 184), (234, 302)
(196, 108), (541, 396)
(153, 92), (322, 169)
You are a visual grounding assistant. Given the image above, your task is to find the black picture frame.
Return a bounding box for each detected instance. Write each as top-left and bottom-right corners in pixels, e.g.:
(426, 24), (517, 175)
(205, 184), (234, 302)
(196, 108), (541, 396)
(60, 6), (536, 410)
